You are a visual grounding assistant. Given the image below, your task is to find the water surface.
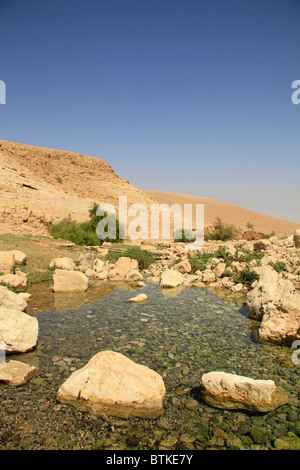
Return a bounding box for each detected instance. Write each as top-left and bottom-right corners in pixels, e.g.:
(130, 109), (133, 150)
(0, 281), (298, 450)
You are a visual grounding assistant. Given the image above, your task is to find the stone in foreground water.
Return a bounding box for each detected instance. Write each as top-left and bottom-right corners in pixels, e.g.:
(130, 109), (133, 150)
(200, 371), (289, 412)
(57, 350), (166, 419)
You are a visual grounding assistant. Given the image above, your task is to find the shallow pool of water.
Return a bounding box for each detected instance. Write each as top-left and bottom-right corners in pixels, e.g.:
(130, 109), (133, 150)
(0, 281), (299, 450)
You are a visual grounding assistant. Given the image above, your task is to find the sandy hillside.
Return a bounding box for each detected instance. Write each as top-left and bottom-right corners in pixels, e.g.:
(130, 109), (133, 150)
(0, 140), (299, 239)
(0, 140), (156, 235)
(145, 190), (300, 238)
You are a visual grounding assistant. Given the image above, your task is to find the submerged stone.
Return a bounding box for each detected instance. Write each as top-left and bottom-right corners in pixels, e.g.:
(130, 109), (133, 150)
(199, 371), (289, 413)
(0, 360), (37, 386)
(128, 294), (148, 303)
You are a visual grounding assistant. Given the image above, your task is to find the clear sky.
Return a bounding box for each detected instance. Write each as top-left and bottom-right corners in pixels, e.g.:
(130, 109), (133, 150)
(1, 0), (299, 222)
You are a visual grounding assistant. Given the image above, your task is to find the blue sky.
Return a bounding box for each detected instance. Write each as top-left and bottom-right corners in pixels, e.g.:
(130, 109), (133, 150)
(1, 0), (299, 222)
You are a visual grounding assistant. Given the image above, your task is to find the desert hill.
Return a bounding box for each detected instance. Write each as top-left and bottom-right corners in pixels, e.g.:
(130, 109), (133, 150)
(0, 140), (299, 239)
(0, 140), (156, 235)
(145, 190), (300, 239)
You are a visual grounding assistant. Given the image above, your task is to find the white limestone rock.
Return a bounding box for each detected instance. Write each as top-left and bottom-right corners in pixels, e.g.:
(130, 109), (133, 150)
(57, 350), (166, 419)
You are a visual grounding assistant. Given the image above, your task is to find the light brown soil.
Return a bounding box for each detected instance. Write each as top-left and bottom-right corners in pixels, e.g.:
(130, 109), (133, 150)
(145, 190), (300, 238)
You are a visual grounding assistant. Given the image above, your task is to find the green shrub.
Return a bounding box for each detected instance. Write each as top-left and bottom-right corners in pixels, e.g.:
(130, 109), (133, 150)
(233, 268), (259, 286)
(221, 269), (233, 278)
(235, 248), (265, 265)
(189, 252), (214, 272)
(49, 218), (101, 246)
(106, 246), (155, 270)
(49, 203), (123, 246)
(212, 246), (236, 266)
(269, 261), (287, 274)
(205, 218), (237, 241)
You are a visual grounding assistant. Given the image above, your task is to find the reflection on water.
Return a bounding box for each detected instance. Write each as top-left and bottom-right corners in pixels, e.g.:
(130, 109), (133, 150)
(26, 280), (140, 314)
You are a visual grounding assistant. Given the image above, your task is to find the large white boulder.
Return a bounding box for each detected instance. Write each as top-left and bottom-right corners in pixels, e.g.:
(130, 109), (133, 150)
(57, 350), (166, 419)
(0, 285), (27, 311)
(247, 267), (294, 321)
(0, 307), (38, 353)
(114, 257), (139, 278)
(246, 267), (300, 344)
(52, 269), (88, 292)
(200, 371), (289, 412)
(259, 294), (300, 344)
(160, 269), (184, 288)
(174, 260), (191, 274)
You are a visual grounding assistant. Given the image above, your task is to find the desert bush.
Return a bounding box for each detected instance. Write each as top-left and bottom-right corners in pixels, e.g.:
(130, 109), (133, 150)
(233, 268), (259, 286)
(269, 261), (287, 274)
(205, 218), (238, 241)
(189, 252), (214, 272)
(49, 203), (123, 246)
(235, 248), (265, 265)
